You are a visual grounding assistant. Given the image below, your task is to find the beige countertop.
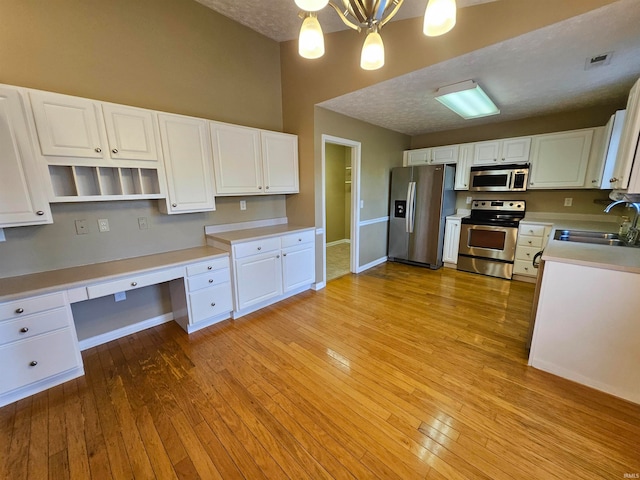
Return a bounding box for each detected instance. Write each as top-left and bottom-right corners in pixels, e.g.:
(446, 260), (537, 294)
(206, 224), (315, 245)
(527, 216), (640, 274)
(0, 246), (228, 302)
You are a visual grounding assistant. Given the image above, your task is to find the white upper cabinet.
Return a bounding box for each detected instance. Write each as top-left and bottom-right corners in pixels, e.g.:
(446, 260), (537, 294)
(612, 78), (640, 190)
(101, 104), (159, 162)
(529, 129), (593, 189)
(454, 143), (474, 190)
(261, 131), (299, 194)
(473, 137), (531, 165)
(210, 121), (299, 195)
(404, 145), (458, 166)
(29, 91), (159, 165)
(404, 148), (431, 165)
(0, 87), (52, 228)
(158, 113), (215, 214)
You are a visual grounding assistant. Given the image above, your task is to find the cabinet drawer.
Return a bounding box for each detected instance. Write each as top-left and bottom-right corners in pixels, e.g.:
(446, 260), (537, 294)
(187, 268), (230, 292)
(189, 283), (233, 324)
(515, 245), (540, 262)
(186, 257), (229, 277)
(519, 224), (547, 237)
(86, 266), (184, 299)
(0, 292), (66, 321)
(0, 328), (80, 394)
(517, 235), (543, 248)
(234, 237), (281, 259)
(513, 259), (538, 277)
(281, 230), (315, 248)
(0, 307), (71, 346)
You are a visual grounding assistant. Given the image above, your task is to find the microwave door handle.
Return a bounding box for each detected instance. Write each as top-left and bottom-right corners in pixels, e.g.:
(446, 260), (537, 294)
(508, 171), (515, 189)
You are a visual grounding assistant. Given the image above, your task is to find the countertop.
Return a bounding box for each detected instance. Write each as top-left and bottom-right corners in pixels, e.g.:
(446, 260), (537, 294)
(0, 246), (228, 302)
(206, 224), (315, 246)
(523, 215), (640, 274)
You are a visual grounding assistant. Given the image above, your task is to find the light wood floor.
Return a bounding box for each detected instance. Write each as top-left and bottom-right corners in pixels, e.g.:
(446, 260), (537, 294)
(2, 263), (640, 479)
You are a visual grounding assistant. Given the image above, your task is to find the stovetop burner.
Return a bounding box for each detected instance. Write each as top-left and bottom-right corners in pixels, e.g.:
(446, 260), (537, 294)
(462, 200), (526, 227)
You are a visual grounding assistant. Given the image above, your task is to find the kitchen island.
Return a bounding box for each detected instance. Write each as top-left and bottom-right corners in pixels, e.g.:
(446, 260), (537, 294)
(528, 220), (640, 405)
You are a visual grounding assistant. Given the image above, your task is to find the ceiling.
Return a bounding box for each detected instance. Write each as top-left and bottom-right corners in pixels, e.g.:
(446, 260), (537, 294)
(196, 0), (640, 136)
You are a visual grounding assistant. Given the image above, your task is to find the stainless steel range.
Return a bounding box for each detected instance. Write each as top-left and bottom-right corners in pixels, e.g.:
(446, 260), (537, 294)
(457, 200), (526, 280)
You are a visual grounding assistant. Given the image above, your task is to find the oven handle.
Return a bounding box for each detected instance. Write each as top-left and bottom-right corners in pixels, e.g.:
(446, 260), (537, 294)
(533, 250), (543, 268)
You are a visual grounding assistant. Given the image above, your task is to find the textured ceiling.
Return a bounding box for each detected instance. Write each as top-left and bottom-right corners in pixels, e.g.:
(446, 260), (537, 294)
(195, 0), (640, 136)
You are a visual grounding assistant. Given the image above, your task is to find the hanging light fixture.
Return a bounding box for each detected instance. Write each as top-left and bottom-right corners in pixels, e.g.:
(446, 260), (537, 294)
(295, 0), (457, 70)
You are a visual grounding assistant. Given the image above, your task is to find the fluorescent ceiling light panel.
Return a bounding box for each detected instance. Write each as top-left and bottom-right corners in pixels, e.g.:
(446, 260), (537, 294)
(435, 80), (500, 119)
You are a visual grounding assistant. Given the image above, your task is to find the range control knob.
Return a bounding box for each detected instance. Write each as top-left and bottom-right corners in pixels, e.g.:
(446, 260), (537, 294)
(509, 202), (514, 206)
(481, 202), (486, 206)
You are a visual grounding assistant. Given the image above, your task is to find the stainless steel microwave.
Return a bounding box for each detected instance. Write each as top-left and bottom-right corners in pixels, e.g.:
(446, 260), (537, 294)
(469, 164), (529, 192)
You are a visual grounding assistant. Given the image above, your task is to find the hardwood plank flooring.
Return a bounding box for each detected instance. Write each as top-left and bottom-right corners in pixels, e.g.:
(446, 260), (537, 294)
(3, 263), (640, 479)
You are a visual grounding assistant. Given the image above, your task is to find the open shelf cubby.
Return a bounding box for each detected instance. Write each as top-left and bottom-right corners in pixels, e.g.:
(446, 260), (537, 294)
(48, 165), (163, 202)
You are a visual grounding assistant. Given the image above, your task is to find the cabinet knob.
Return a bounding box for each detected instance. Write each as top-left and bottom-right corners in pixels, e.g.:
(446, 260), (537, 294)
(29, 361), (38, 367)
(493, 158), (497, 162)
(36, 210), (45, 216)
(277, 254), (280, 258)
(266, 186), (270, 190)
(257, 246), (261, 250)
(15, 308), (24, 314)
(529, 229), (534, 233)
(526, 253), (531, 257)
(282, 253), (287, 257)
(298, 238), (302, 242)
(131, 281), (138, 286)
(610, 177), (619, 183)
(207, 266), (213, 270)
(210, 302), (216, 307)
(527, 240), (532, 245)
(20, 327), (29, 333)
(209, 279), (214, 283)
(172, 203), (177, 207)
(524, 267), (529, 271)
(592, 180), (597, 184)
(112, 148), (118, 154)
(501, 158), (505, 161)
(95, 147), (102, 153)
(258, 186), (263, 190)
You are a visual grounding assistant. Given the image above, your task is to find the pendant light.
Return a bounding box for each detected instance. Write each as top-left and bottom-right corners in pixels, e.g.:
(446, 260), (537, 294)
(294, 0), (329, 12)
(360, 28), (385, 71)
(423, 0), (457, 37)
(299, 13), (325, 59)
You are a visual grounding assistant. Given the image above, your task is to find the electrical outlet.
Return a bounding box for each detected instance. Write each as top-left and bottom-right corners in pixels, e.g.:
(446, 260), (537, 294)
(466, 196), (473, 204)
(75, 219), (89, 235)
(138, 217), (148, 230)
(0, 228), (5, 242)
(564, 197), (573, 207)
(98, 218), (110, 232)
(114, 292), (127, 302)
(360, 200), (364, 209)
(240, 200), (247, 211)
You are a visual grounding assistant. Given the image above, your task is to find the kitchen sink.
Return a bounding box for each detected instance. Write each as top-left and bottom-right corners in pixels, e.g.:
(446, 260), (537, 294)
(553, 229), (626, 246)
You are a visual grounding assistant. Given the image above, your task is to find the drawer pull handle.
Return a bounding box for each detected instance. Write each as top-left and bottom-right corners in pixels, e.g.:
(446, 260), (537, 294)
(298, 238), (302, 242)
(209, 279), (214, 283)
(95, 147), (102, 153)
(211, 302), (216, 307)
(527, 241), (532, 244)
(20, 327), (29, 333)
(29, 361), (38, 367)
(112, 148), (118, 154)
(529, 230), (534, 233)
(283, 253), (287, 257)
(257, 247), (261, 250)
(276, 255), (280, 258)
(131, 282), (138, 287)
(36, 210), (45, 216)
(526, 253), (530, 257)
(207, 266), (213, 270)
(15, 308), (24, 314)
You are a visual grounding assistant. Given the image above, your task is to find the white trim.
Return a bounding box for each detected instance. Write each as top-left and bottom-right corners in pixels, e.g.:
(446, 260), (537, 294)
(312, 281), (326, 291)
(356, 256), (387, 273)
(359, 216), (389, 227)
(321, 135), (362, 286)
(315, 227), (324, 235)
(231, 283), (313, 319)
(326, 239), (350, 247)
(205, 217), (288, 235)
(78, 312), (174, 350)
(0, 366), (84, 409)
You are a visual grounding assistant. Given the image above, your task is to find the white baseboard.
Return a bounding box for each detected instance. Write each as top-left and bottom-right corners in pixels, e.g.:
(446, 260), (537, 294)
(313, 282), (326, 291)
(78, 313), (174, 351)
(326, 239), (351, 247)
(232, 284), (312, 319)
(356, 256), (387, 273)
(0, 366), (84, 408)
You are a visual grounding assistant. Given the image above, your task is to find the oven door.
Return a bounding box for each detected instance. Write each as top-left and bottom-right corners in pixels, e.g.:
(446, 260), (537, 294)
(458, 224), (518, 261)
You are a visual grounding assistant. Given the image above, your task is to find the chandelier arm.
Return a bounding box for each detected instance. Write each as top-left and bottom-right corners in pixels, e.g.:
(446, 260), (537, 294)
(378, 0), (404, 28)
(351, 0), (369, 24)
(328, 1), (362, 31)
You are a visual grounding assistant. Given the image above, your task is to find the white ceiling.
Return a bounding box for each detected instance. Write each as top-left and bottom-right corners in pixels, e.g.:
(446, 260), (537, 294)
(196, 0), (640, 136)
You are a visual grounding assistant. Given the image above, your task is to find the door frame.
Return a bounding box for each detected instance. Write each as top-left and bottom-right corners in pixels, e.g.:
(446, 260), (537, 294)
(321, 134), (361, 283)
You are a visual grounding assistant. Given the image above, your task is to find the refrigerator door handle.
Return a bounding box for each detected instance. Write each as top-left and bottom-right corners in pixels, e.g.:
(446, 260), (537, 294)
(405, 183), (412, 233)
(408, 181), (416, 233)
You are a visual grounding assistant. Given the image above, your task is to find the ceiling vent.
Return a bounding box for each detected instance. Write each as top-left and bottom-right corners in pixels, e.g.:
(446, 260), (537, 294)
(585, 51), (613, 70)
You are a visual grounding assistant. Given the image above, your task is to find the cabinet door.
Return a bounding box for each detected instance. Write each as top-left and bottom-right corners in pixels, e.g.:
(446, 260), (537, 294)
(210, 122), (263, 195)
(0, 87), (52, 227)
(29, 91), (105, 159)
(442, 218), (461, 263)
(529, 130), (593, 188)
(431, 145), (459, 164)
(406, 148), (431, 165)
(472, 141), (501, 165)
(282, 244), (315, 292)
(235, 253), (283, 310)
(261, 131), (299, 194)
(612, 78), (640, 190)
(501, 137), (531, 163)
(102, 104), (158, 162)
(158, 113), (216, 213)
(454, 144), (473, 190)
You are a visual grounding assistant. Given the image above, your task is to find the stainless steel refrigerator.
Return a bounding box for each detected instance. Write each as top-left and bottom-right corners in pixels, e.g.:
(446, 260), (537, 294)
(388, 164), (456, 268)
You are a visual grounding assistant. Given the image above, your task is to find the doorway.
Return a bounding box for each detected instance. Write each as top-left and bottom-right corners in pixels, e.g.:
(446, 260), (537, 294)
(321, 135), (361, 284)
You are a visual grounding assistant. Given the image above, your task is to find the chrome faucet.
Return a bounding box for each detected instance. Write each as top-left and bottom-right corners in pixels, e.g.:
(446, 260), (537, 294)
(604, 200), (640, 245)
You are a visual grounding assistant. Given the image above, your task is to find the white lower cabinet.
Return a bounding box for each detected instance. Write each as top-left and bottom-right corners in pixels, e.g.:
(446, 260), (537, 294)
(513, 222), (552, 280)
(0, 292), (83, 408)
(443, 216), (462, 265)
(224, 229), (315, 317)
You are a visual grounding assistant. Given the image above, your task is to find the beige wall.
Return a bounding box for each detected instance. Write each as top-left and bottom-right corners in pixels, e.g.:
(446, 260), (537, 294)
(0, 0), (286, 279)
(325, 143), (347, 243)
